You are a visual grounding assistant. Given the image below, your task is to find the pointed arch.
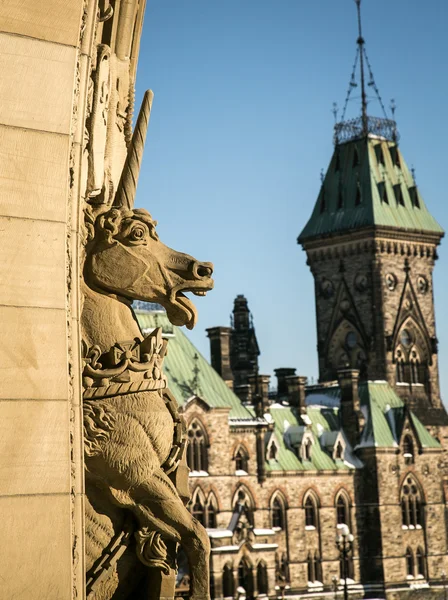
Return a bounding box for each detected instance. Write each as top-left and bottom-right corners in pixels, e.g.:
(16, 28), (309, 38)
(303, 490), (320, 529)
(270, 491), (287, 530)
(406, 547), (414, 577)
(187, 418), (209, 473)
(206, 491), (218, 529)
(335, 489), (351, 528)
(400, 474), (424, 528)
(222, 562), (235, 598)
(238, 556), (254, 598)
(257, 560), (268, 595)
(191, 487), (206, 526)
(234, 444), (249, 473)
(233, 485), (256, 526)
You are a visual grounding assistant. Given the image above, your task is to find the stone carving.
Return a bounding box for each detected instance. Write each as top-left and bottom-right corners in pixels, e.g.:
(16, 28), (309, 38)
(81, 6), (214, 597)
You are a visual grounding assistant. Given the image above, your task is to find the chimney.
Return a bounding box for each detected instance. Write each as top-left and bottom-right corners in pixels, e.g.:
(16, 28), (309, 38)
(206, 326), (233, 388)
(248, 374), (270, 417)
(285, 375), (307, 414)
(234, 384), (252, 404)
(337, 368), (361, 448)
(274, 368), (297, 397)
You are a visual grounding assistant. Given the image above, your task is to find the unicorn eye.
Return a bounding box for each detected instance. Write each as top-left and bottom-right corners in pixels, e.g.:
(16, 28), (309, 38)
(130, 225), (146, 240)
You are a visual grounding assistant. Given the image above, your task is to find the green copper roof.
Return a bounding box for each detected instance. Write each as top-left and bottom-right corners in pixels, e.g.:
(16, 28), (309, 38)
(358, 381), (441, 449)
(299, 137), (444, 242)
(135, 309), (252, 419)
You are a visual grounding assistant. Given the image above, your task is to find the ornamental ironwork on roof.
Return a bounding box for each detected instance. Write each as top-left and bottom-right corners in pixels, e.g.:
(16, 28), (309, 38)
(334, 115), (399, 146)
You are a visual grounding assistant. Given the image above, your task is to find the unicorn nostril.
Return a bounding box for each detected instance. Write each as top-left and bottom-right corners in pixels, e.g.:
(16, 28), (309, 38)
(196, 264), (213, 278)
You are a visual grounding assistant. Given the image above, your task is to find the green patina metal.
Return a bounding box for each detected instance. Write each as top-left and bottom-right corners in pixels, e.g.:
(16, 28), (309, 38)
(299, 137), (443, 243)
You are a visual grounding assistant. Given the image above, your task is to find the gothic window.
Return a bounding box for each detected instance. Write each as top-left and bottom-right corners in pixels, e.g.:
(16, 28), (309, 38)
(191, 488), (206, 526)
(206, 492), (218, 529)
(304, 492), (319, 528)
(401, 475), (424, 528)
(271, 494), (286, 530)
(222, 563), (234, 598)
(334, 441), (344, 461)
(416, 547), (426, 578)
(234, 488), (255, 526)
(303, 438), (313, 461)
(187, 419), (209, 473)
(403, 435), (415, 465)
(238, 558), (254, 598)
(257, 561), (268, 595)
(394, 322), (429, 387)
(406, 547), (414, 577)
(234, 446), (249, 473)
(336, 492), (350, 527)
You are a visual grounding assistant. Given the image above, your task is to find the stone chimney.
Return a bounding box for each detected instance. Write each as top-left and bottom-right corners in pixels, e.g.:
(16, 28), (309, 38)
(206, 326), (233, 388)
(248, 374), (270, 417)
(337, 368), (361, 448)
(274, 368), (297, 397)
(285, 374), (307, 414)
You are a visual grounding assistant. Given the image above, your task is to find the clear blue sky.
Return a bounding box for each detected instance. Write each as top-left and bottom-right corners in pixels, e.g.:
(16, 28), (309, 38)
(134, 0), (448, 396)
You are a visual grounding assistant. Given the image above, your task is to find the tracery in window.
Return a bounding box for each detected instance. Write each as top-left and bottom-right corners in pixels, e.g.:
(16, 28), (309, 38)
(187, 419), (209, 473)
(401, 475), (424, 528)
(394, 321), (429, 386)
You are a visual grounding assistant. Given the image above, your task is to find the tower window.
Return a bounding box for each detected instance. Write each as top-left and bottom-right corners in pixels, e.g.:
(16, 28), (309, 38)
(391, 146), (401, 168)
(394, 184), (405, 206)
(409, 186), (420, 209)
(335, 153), (341, 172)
(187, 420), (209, 473)
(375, 144), (385, 166)
(401, 475), (423, 528)
(320, 189), (326, 214)
(355, 182), (362, 206)
(403, 435), (415, 465)
(353, 146), (360, 167)
(337, 189), (344, 210)
(377, 182), (389, 204)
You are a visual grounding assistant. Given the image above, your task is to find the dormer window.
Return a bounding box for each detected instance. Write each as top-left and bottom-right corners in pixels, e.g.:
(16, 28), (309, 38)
(394, 184), (405, 206)
(303, 438), (313, 461)
(334, 441), (344, 461)
(352, 146), (360, 167)
(409, 186), (420, 209)
(337, 189), (344, 210)
(390, 146), (401, 168)
(375, 144), (385, 166)
(269, 441), (278, 461)
(234, 446), (249, 473)
(378, 182), (389, 204)
(335, 152), (341, 172)
(320, 189), (326, 214)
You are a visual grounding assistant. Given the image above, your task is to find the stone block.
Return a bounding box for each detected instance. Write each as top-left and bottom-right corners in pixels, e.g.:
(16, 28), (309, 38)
(0, 125), (69, 222)
(0, 400), (70, 496)
(0, 306), (68, 400)
(0, 216), (66, 309)
(0, 33), (76, 134)
(0, 494), (72, 599)
(0, 0), (84, 46)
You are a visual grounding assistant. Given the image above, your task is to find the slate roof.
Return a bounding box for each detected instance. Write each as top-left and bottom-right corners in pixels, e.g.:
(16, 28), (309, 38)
(298, 136), (444, 243)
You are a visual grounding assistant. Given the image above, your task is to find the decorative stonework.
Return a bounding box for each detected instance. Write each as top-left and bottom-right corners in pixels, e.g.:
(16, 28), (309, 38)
(80, 3), (213, 598)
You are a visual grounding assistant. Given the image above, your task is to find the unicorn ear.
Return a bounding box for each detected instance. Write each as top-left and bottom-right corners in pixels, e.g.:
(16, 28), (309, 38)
(113, 89), (154, 209)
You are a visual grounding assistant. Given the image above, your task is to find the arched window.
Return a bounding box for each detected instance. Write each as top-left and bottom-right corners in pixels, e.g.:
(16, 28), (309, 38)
(304, 493), (319, 529)
(191, 488), (205, 526)
(238, 558), (254, 598)
(336, 492), (350, 527)
(257, 561), (268, 595)
(234, 488), (255, 526)
(416, 547), (426, 578)
(271, 494), (285, 530)
(222, 563), (234, 598)
(187, 419), (208, 473)
(206, 492), (218, 529)
(234, 446), (249, 473)
(403, 435), (415, 465)
(334, 441), (344, 460)
(303, 438), (313, 461)
(401, 475), (424, 528)
(406, 547), (414, 577)
(268, 441), (278, 461)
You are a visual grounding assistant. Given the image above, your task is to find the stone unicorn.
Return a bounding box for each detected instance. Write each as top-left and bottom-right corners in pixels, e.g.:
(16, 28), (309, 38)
(82, 91), (213, 599)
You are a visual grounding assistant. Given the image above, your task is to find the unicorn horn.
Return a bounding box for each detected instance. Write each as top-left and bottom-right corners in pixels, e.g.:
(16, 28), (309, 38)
(114, 89), (154, 209)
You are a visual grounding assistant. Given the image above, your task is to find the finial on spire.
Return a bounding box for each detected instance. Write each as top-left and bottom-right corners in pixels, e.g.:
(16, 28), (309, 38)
(355, 0), (368, 134)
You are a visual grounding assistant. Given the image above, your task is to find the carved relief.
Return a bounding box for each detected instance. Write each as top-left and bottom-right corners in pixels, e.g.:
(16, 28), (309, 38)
(80, 4), (213, 599)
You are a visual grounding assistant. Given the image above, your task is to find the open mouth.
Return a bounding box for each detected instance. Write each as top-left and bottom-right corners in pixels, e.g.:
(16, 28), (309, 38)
(166, 281), (214, 330)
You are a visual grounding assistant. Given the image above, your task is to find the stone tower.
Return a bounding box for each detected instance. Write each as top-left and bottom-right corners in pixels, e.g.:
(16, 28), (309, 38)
(298, 10), (446, 428)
